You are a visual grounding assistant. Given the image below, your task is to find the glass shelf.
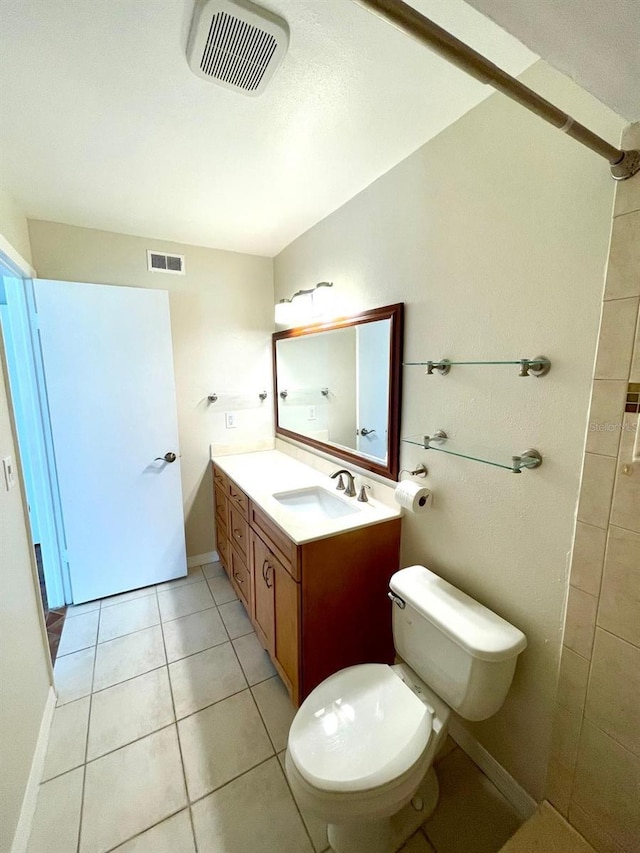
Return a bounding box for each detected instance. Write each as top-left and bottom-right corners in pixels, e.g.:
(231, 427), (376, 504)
(403, 356), (551, 377)
(401, 434), (542, 473)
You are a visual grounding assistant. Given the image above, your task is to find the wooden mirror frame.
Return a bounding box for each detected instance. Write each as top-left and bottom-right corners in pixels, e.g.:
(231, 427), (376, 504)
(273, 303), (404, 481)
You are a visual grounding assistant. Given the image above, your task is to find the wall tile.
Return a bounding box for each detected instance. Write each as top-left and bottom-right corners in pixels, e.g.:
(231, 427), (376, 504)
(585, 629), (640, 757)
(570, 522), (607, 595)
(614, 124), (640, 218)
(549, 704), (583, 770)
(564, 586), (598, 659)
(603, 211), (640, 301)
(598, 526), (640, 646)
(585, 381), (628, 457)
(572, 721), (640, 851)
(593, 297), (639, 381)
(556, 646), (590, 714)
(630, 311), (640, 384)
(610, 414), (640, 533)
(576, 454), (617, 529)
(544, 757), (573, 817)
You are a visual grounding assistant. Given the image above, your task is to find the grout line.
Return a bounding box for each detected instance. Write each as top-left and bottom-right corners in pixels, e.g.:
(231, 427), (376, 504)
(75, 599), (102, 853)
(102, 806), (187, 853)
(186, 752), (276, 809)
(156, 586), (199, 853)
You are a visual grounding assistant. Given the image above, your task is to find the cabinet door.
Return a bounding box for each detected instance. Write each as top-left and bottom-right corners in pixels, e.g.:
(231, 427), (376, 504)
(250, 532), (275, 653)
(230, 545), (251, 610)
(228, 501), (249, 560)
(273, 560), (299, 700)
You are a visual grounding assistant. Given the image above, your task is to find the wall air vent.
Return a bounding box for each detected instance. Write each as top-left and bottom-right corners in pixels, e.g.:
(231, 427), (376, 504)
(187, 0), (289, 96)
(147, 251), (185, 275)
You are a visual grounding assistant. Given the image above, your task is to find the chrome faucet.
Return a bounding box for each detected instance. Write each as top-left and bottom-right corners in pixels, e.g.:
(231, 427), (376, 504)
(330, 469), (356, 497)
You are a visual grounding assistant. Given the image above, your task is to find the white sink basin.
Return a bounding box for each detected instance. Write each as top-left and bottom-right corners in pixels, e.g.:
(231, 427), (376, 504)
(272, 486), (360, 520)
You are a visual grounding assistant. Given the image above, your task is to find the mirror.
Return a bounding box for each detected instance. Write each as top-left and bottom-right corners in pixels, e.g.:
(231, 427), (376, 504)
(273, 304), (403, 480)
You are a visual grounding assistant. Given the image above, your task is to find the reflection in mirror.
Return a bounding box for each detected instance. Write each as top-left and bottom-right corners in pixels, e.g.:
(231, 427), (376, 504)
(273, 304), (403, 480)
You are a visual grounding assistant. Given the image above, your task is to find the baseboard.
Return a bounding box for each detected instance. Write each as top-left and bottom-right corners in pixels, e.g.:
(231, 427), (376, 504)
(187, 550), (219, 568)
(11, 686), (56, 853)
(449, 719), (537, 821)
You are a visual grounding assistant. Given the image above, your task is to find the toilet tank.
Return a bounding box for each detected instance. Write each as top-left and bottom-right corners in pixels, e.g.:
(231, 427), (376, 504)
(389, 566), (527, 721)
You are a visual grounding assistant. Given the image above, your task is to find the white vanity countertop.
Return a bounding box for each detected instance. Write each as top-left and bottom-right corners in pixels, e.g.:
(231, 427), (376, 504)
(212, 450), (401, 545)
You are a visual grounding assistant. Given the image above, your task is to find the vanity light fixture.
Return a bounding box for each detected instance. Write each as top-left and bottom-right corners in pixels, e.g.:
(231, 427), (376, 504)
(275, 281), (333, 324)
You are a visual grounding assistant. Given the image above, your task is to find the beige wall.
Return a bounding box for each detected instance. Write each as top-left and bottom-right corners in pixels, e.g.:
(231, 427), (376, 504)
(28, 222), (274, 558)
(0, 330), (52, 853)
(546, 122), (640, 853)
(0, 185), (33, 265)
(274, 61), (624, 801)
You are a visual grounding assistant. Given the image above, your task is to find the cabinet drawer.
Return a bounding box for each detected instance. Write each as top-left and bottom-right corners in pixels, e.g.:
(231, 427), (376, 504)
(250, 502), (299, 580)
(230, 546), (251, 609)
(213, 465), (230, 493)
(228, 502), (249, 559)
(228, 479), (249, 517)
(214, 485), (227, 527)
(217, 527), (230, 574)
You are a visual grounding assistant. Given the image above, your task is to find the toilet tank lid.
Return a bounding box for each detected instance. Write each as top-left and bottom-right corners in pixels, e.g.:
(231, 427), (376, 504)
(390, 566), (527, 662)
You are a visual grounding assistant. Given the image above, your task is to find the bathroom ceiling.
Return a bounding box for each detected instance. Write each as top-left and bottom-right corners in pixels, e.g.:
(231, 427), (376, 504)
(0, 0), (538, 256)
(463, 0), (640, 122)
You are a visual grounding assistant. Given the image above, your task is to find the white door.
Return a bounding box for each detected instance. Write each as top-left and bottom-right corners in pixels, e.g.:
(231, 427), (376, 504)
(356, 319), (391, 462)
(33, 279), (186, 603)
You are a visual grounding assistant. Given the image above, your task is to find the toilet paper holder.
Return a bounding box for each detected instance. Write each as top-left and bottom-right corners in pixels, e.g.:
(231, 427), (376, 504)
(399, 463), (428, 479)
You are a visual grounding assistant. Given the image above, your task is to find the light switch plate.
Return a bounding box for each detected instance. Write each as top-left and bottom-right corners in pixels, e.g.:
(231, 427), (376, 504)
(225, 412), (237, 429)
(3, 456), (16, 491)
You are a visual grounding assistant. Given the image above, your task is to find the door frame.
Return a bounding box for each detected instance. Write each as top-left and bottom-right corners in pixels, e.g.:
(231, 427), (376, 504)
(0, 247), (70, 608)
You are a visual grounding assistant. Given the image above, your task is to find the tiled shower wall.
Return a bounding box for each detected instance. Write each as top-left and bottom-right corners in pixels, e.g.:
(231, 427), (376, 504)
(545, 123), (640, 852)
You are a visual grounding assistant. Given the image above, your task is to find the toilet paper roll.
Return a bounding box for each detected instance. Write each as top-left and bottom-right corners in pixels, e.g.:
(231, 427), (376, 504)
(394, 480), (432, 513)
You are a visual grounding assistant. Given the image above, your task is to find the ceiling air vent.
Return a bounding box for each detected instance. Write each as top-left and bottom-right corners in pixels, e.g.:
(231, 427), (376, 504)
(147, 251), (185, 275)
(187, 0), (289, 96)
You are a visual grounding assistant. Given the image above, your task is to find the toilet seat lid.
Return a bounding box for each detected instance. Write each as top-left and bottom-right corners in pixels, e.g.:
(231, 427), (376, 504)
(288, 664), (433, 793)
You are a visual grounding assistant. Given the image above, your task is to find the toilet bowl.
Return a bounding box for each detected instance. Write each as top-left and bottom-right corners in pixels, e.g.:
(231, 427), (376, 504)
(285, 565), (527, 853)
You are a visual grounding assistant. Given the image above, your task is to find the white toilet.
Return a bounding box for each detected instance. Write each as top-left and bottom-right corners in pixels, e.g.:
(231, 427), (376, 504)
(285, 565), (527, 853)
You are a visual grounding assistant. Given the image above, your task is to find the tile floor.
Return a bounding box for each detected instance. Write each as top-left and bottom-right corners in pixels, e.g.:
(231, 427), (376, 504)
(31, 561), (524, 853)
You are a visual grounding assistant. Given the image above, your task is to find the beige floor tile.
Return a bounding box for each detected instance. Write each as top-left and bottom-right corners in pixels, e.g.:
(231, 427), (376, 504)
(423, 749), (522, 853)
(162, 607), (228, 663)
(202, 561), (225, 579)
(585, 628), (640, 756)
(206, 574), (238, 605)
(100, 586), (156, 608)
(98, 595), (160, 643)
(111, 810), (195, 852)
(54, 646), (95, 705)
(277, 750), (328, 852)
(500, 802), (596, 853)
(42, 696), (90, 781)
(598, 526), (640, 646)
(155, 565), (205, 592)
(87, 667), (174, 760)
(66, 600), (100, 617)
(218, 599), (253, 639)
(233, 632), (276, 685)
(179, 689), (273, 801)
(80, 727), (186, 853)
(169, 641), (247, 719)
(27, 767), (83, 853)
(57, 610), (99, 657)
(93, 625), (165, 692)
(252, 675), (296, 752)
(191, 757), (313, 853)
(572, 721), (640, 851)
(158, 581), (214, 622)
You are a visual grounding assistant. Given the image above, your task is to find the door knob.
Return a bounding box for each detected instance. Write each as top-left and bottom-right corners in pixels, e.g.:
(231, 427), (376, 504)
(155, 452), (177, 463)
(359, 427), (376, 436)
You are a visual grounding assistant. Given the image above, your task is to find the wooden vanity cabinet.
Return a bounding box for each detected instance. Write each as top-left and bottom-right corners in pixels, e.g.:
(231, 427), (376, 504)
(213, 463), (401, 706)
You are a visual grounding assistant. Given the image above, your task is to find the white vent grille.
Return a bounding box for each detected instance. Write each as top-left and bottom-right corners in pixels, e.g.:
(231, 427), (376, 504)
(187, 0), (288, 96)
(147, 251), (185, 275)
(200, 12), (277, 91)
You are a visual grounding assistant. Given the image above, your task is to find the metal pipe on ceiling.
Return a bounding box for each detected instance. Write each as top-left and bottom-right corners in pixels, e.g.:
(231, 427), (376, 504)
(354, 0), (640, 181)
